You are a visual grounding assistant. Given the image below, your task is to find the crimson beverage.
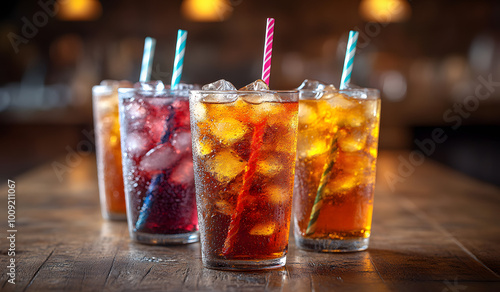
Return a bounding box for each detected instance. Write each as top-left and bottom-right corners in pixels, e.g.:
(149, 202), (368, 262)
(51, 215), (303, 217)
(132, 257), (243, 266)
(118, 81), (199, 244)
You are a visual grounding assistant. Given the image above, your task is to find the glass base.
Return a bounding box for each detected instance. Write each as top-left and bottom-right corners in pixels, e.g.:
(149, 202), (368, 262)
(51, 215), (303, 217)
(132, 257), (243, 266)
(102, 211), (127, 221)
(295, 236), (369, 252)
(203, 256), (287, 271)
(131, 231), (199, 245)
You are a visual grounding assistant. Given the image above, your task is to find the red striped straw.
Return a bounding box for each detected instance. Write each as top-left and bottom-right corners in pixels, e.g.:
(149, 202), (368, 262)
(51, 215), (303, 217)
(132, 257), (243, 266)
(261, 18), (275, 86)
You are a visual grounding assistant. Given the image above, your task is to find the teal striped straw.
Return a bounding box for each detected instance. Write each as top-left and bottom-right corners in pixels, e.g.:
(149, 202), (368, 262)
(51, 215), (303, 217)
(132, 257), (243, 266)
(340, 30), (359, 89)
(139, 37), (156, 82)
(171, 29), (188, 88)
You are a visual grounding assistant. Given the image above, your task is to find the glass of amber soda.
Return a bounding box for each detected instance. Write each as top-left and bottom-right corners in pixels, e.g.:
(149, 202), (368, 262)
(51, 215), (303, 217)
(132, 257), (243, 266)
(190, 83), (299, 270)
(92, 80), (132, 220)
(293, 86), (381, 252)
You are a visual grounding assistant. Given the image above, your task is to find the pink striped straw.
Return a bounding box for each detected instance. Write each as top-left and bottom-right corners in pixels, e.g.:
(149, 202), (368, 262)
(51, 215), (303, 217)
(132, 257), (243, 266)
(261, 18), (275, 86)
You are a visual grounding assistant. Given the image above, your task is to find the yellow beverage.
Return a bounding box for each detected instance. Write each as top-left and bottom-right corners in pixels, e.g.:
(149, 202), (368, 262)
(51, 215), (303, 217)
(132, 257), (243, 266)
(293, 88), (381, 252)
(92, 81), (132, 220)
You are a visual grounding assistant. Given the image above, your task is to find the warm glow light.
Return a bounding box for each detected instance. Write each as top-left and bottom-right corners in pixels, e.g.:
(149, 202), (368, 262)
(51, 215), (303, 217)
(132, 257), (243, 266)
(359, 0), (411, 23)
(58, 0), (102, 21)
(181, 0), (233, 22)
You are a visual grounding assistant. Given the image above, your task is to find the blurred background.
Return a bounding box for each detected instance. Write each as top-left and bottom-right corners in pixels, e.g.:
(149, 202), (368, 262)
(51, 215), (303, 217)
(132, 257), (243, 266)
(1, 0), (499, 185)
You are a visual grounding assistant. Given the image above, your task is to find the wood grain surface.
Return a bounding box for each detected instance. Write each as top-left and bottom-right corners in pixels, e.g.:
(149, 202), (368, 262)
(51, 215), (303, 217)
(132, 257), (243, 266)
(1, 151), (499, 291)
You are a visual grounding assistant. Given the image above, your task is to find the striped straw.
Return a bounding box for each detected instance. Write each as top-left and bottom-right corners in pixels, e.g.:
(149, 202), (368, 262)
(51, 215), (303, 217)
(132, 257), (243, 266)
(340, 30), (359, 89)
(171, 29), (188, 89)
(139, 37), (156, 82)
(261, 18), (275, 86)
(306, 138), (338, 235)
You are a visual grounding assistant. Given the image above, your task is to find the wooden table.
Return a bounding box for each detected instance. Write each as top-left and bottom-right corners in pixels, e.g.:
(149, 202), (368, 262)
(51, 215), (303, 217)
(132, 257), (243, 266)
(1, 151), (500, 291)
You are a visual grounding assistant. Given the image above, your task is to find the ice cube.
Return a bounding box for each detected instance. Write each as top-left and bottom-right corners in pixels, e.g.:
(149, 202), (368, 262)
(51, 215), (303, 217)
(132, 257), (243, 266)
(172, 99), (191, 127)
(257, 156), (283, 176)
(146, 115), (170, 143)
(125, 102), (147, 120)
(97, 95), (118, 115)
(169, 157), (194, 186)
(298, 101), (318, 125)
(297, 136), (331, 158)
(249, 222), (275, 236)
(125, 132), (149, 157)
(342, 83), (362, 89)
(364, 99), (379, 119)
(210, 117), (248, 145)
(267, 185), (287, 204)
(338, 129), (367, 152)
(344, 112), (365, 128)
(191, 100), (207, 121)
(202, 79), (237, 91)
(297, 79), (327, 91)
(206, 149), (245, 182)
(329, 92), (357, 110)
(240, 79), (269, 91)
(325, 152), (371, 195)
(195, 139), (214, 156)
(140, 144), (180, 172)
(215, 200), (233, 216)
(241, 92), (277, 104)
(325, 173), (359, 195)
(172, 131), (192, 153)
(135, 81), (165, 93)
(174, 83), (199, 91)
(201, 93), (238, 104)
(297, 79), (328, 100)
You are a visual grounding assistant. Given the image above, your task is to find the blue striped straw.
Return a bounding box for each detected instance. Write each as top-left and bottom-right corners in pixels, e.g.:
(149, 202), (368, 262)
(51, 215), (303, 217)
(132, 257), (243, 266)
(171, 29), (188, 89)
(140, 37), (156, 82)
(340, 31), (359, 89)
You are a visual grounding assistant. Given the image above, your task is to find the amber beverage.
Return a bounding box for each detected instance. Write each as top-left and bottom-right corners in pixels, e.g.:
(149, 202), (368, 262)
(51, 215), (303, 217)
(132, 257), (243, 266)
(92, 80), (132, 220)
(293, 87), (380, 252)
(190, 81), (298, 270)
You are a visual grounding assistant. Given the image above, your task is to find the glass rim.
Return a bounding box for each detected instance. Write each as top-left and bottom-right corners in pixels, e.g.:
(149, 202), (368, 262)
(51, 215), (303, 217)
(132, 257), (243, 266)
(298, 88), (380, 94)
(190, 90), (299, 94)
(92, 85), (116, 95)
(118, 87), (192, 93)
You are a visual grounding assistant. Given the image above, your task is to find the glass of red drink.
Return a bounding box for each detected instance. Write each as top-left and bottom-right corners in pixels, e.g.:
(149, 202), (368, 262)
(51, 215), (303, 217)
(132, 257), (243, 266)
(118, 81), (199, 245)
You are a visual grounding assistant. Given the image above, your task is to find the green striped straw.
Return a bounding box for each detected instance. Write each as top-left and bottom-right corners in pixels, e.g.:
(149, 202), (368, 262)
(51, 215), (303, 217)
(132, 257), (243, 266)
(339, 30), (359, 89)
(171, 29), (188, 88)
(305, 31), (360, 235)
(305, 139), (338, 235)
(139, 37), (156, 82)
